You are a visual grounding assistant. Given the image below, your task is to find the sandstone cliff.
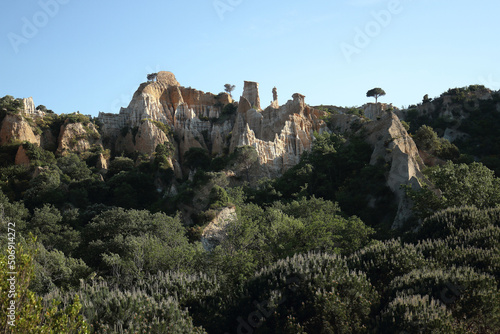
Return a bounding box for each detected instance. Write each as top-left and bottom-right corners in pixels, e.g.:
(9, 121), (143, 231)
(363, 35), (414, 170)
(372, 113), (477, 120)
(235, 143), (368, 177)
(0, 114), (40, 146)
(362, 111), (425, 228)
(57, 120), (102, 155)
(230, 93), (327, 178)
(99, 71), (327, 178)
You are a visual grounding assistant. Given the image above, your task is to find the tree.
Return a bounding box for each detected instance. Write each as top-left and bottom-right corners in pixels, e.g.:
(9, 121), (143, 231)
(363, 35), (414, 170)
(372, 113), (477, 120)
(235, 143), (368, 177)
(406, 162), (500, 218)
(0, 237), (89, 333)
(147, 73), (158, 82)
(36, 105), (47, 112)
(366, 87), (386, 103)
(224, 84), (235, 97)
(233, 146), (258, 182)
(414, 125), (439, 151)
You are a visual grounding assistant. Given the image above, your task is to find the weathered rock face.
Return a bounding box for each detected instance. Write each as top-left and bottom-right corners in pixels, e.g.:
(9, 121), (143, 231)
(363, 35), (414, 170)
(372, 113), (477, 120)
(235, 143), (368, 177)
(57, 120), (101, 155)
(363, 112), (425, 228)
(363, 103), (397, 120)
(156, 71), (180, 86)
(22, 97), (45, 118)
(133, 120), (170, 155)
(99, 72), (231, 136)
(14, 145), (30, 166)
(98, 72), (326, 179)
(243, 81), (261, 110)
(201, 206), (237, 251)
(0, 114), (40, 145)
(96, 153), (108, 171)
(230, 93), (327, 178)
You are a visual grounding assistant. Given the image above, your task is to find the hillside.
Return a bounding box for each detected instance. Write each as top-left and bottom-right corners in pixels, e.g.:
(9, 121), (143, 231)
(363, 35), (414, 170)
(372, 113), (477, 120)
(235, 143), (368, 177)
(1, 76), (500, 333)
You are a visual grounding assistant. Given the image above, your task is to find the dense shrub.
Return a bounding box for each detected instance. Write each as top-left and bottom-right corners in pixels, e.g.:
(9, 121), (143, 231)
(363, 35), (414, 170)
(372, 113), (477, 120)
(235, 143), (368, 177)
(378, 294), (465, 333)
(348, 239), (429, 291)
(224, 252), (379, 334)
(55, 281), (206, 333)
(388, 266), (500, 332)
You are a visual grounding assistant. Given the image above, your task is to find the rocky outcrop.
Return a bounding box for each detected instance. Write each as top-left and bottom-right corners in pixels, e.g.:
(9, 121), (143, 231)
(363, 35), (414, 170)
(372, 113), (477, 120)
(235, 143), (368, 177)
(21, 97), (45, 118)
(363, 103), (396, 120)
(134, 120), (170, 155)
(363, 112), (425, 228)
(96, 153), (108, 171)
(243, 81), (261, 110)
(98, 71), (326, 179)
(201, 206), (237, 251)
(98, 71), (231, 136)
(230, 93), (327, 178)
(14, 145), (30, 166)
(57, 120), (101, 155)
(0, 114), (40, 145)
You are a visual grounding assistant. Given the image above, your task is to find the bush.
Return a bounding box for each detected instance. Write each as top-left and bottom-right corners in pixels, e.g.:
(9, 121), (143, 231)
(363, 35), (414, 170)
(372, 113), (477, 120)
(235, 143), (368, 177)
(348, 239), (429, 291)
(388, 266), (500, 331)
(209, 185), (229, 208)
(378, 294), (465, 333)
(224, 252), (378, 333)
(55, 280), (206, 333)
(416, 206), (500, 240)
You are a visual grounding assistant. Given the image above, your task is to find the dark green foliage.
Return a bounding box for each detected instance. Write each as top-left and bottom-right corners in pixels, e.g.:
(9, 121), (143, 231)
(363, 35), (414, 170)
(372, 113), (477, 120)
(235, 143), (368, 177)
(57, 280), (206, 333)
(413, 125), (459, 161)
(378, 294), (466, 333)
(57, 154), (92, 181)
(272, 197), (375, 255)
(222, 103), (237, 116)
(348, 239), (429, 291)
(209, 185), (229, 208)
(154, 142), (174, 169)
(31, 243), (91, 294)
(25, 204), (80, 254)
(0, 188), (30, 232)
(224, 252), (378, 333)
(0, 95), (23, 115)
(366, 87), (386, 103)
(416, 206), (500, 241)
(24, 168), (64, 207)
(184, 147), (211, 171)
(63, 112), (91, 124)
(231, 145), (258, 181)
(388, 266), (500, 332)
(81, 208), (196, 276)
(205, 197), (375, 295)
(22, 142), (56, 166)
(406, 162), (500, 218)
(107, 156), (135, 176)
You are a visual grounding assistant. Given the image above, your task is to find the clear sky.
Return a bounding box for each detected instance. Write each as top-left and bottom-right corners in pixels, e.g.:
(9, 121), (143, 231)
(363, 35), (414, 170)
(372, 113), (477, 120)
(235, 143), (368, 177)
(1, 0), (499, 117)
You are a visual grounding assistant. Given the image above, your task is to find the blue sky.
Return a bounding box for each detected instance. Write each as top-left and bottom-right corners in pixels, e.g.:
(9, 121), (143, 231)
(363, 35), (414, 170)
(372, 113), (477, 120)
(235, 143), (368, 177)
(1, 0), (499, 116)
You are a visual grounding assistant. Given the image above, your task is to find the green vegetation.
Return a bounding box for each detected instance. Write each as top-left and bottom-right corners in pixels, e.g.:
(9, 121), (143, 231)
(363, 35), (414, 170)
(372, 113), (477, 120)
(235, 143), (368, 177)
(366, 87), (386, 103)
(413, 125), (460, 161)
(1, 88), (500, 333)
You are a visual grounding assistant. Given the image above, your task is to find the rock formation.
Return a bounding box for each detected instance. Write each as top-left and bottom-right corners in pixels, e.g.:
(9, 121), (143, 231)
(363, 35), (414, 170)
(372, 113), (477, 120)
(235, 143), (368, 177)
(0, 114), (40, 145)
(242, 81), (260, 110)
(22, 97), (45, 118)
(363, 103), (396, 120)
(363, 111), (425, 228)
(230, 92), (327, 177)
(201, 206), (237, 251)
(57, 120), (101, 155)
(14, 145), (30, 166)
(98, 71), (327, 178)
